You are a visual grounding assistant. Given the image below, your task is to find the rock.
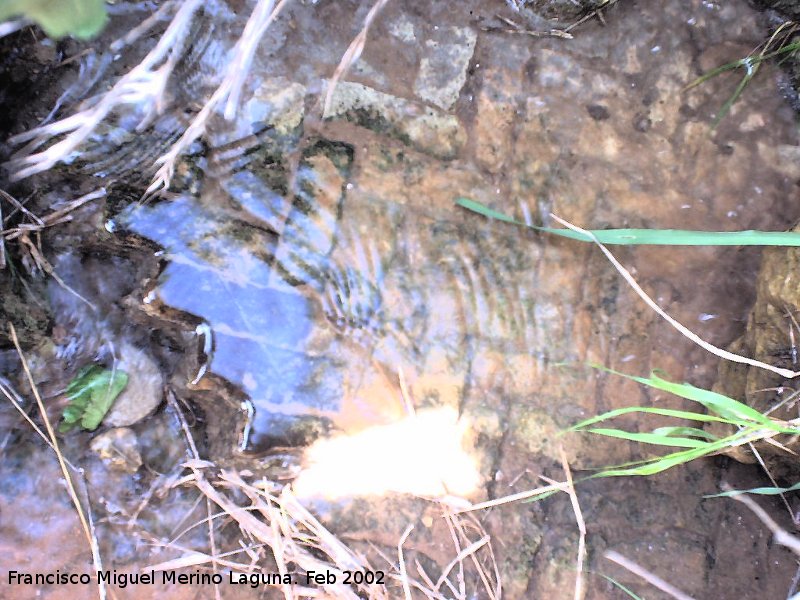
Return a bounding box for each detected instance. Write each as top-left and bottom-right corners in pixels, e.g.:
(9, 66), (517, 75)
(90, 427), (142, 473)
(413, 26), (477, 111)
(326, 81), (466, 159)
(243, 77), (306, 138)
(103, 341), (163, 427)
(712, 224), (800, 475)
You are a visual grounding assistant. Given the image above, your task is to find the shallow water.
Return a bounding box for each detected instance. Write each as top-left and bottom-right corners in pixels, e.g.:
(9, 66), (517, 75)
(116, 0), (800, 461)
(4, 0), (800, 597)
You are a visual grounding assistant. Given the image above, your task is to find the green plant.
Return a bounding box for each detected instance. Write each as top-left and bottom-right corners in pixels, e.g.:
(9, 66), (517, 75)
(60, 364), (127, 432)
(0, 0), (107, 40)
(684, 21), (800, 127)
(567, 366), (800, 478)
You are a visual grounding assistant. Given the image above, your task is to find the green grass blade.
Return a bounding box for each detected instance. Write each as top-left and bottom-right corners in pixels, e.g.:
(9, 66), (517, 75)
(586, 428), (710, 448)
(587, 429), (757, 477)
(684, 57), (748, 90)
(706, 481), (800, 498)
(456, 197), (520, 224)
(758, 40), (800, 63)
(712, 66), (757, 128)
(588, 365), (778, 427)
(598, 574), (644, 600)
(567, 406), (740, 433)
(456, 198), (800, 246)
(590, 445), (722, 477)
(522, 489), (560, 504)
(651, 426), (718, 441)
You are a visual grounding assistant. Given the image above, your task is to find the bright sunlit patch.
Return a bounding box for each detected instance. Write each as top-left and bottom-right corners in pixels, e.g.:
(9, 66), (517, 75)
(292, 406), (481, 500)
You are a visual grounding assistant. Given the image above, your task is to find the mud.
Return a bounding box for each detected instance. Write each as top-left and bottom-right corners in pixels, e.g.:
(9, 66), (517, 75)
(2, 0), (800, 598)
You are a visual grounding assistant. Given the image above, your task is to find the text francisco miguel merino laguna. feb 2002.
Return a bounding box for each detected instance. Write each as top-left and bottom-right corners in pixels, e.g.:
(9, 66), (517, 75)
(7, 568), (387, 588)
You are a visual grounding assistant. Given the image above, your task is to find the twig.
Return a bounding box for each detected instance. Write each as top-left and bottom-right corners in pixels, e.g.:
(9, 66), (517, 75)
(550, 213), (800, 379)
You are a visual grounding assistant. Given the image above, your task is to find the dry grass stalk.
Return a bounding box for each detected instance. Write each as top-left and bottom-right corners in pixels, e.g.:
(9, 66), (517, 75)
(158, 455), (501, 600)
(564, 0), (619, 33)
(550, 213), (800, 379)
(2, 188), (105, 241)
(443, 513), (498, 600)
(321, 0), (391, 118)
(0, 376), (80, 469)
(1, 188), (44, 232)
(604, 550), (695, 600)
(454, 480), (569, 513)
(442, 515), (466, 598)
(745, 441), (795, 521)
(724, 486), (800, 556)
(8, 322), (107, 600)
(397, 524), (414, 600)
(387, 506), (500, 600)
(176, 463), (381, 599)
(166, 391), (223, 600)
(559, 447), (586, 600)
(1, 188), (103, 309)
(478, 15), (573, 39)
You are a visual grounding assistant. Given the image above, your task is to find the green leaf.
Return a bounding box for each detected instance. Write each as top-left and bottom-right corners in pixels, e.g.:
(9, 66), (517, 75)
(587, 365), (780, 428)
(60, 364), (128, 432)
(651, 426), (718, 441)
(683, 40), (800, 127)
(0, 0), (107, 39)
(567, 405), (741, 433)
(585, 427), (710, 448)
(586, 429), (757, 477)
(456, 197), (800, 246)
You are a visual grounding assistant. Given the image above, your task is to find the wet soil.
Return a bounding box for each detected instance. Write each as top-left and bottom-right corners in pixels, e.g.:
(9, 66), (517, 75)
(3, 0), (800, 598)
